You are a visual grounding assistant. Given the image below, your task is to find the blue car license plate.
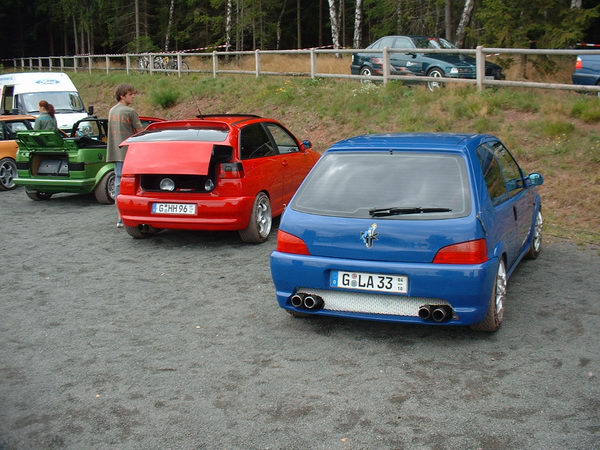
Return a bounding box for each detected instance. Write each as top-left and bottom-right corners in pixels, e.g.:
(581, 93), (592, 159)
(330, 270), (408, 294)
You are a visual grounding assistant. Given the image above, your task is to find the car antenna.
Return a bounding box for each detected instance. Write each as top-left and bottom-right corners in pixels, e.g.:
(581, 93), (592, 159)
(194, 100), (203, 119)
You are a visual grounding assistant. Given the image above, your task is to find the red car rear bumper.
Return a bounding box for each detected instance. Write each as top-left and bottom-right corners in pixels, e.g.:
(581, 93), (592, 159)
(117, 194), (255, 231)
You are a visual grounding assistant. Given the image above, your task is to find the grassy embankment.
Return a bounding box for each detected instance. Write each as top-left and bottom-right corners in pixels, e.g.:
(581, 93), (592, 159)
(68, 60), (600, 247)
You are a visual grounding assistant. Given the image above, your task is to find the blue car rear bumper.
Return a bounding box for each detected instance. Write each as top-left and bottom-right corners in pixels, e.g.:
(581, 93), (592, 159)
(271, 252), (499, 326)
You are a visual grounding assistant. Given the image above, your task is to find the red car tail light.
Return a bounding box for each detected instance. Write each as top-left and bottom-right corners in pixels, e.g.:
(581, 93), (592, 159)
(219, 162), (244, 179)
(119, 175), (136, 195)
(276, 230), (311, 255)
(575, 57), (583, 70)
(433, 239), (488, 264)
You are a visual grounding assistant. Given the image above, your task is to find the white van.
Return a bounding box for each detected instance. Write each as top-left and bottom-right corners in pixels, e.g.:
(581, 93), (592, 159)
(0, 72), (90, 131)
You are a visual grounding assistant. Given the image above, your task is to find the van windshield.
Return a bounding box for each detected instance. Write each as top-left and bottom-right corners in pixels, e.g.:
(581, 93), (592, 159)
(19, 92), (85, 114)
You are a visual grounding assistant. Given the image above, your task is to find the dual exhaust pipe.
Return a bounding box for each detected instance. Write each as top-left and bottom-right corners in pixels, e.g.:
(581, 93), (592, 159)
(290, 292), (324, 311)
(418, 304), (454, 322)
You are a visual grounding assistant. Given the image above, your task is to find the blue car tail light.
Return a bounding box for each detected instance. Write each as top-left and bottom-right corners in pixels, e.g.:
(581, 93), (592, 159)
(276, 230), (311, 255)
(432, 238), (488, 264)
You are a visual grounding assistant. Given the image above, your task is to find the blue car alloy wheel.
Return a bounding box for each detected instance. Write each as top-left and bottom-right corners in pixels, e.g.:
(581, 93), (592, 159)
(270, 133), (544, 332)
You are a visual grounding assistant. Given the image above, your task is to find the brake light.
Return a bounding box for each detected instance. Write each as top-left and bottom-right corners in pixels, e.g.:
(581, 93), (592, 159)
(433, 239), (488, 264)
(119, 175), (136, 195)
(276, 230), (311, 255)
(219, 162), (244, 179)
(575, 57), (583, 70)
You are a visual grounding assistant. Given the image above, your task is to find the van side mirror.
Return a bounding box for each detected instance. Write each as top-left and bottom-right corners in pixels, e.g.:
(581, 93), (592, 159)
(88, 105), (95, 116)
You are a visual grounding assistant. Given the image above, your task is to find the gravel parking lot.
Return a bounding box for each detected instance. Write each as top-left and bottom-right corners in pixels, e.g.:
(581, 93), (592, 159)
(1, 188), (599, 449)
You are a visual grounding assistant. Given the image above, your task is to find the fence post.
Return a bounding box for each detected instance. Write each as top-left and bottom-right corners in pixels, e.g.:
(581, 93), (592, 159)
(29, 58), (33, 70)
(177, 53), (182, 77)
(149, 54), (154, 75)
(74, 56), (78, 73)
(88, 56), (92, 74)
(60, 57), (64, 72)
(212, 51), (218, 78)
(310, 49), (316, 79)
(126, 54), (130, 75)
(476, 46), (485, 92)
(255, 50), (261, 78)
(105, 56), (109, 74)
(38, 57), (42, 71)
(383, 47), (390, 85)
(49, 58), (53, 72)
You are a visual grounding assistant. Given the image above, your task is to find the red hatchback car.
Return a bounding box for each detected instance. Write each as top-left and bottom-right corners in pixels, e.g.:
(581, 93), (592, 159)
(117, 115), (320, 242)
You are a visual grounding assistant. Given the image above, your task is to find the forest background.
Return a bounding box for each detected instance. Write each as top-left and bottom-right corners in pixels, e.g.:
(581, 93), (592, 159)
(1, 0), (600, 61)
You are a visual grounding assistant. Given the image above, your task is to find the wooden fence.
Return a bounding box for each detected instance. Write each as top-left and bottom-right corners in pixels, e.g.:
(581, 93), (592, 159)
(9, 47), (600, 94)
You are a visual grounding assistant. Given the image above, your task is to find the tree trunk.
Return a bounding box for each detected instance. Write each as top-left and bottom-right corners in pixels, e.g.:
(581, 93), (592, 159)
(226, 0), (232, 51)
(570, 0), (582, 7)
(276, 0), (288, 50)
(445, 0), (452, 40)
(353, 0), (362, 49)
(297, 0), (301, 49)
(80, 17), (85, 54)
(165, 0), (175, 51)
(395, 0), (402, 34)
(328, 0), (341, 49)
(134, 0), (140, 52)
(455, 0), (474, 47)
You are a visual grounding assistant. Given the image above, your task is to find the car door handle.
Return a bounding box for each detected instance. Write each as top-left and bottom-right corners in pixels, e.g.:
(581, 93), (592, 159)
(513, 205), (518, 221)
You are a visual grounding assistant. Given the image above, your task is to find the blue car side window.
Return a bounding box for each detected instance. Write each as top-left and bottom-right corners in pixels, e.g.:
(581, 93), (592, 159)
(491, 142), (525, 198)
(476, 144), (508, 206)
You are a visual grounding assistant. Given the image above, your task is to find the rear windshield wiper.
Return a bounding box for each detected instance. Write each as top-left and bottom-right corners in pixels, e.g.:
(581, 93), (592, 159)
(369, 206), (453, 217)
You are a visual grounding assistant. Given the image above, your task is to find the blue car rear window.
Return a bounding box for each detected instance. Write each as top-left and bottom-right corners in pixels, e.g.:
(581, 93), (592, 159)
(292, 151), (472, 219)
(128, 127), (229, 142)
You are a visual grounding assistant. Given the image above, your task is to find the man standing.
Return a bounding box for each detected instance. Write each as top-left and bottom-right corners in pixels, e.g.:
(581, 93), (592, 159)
(107, 84), (143, 228)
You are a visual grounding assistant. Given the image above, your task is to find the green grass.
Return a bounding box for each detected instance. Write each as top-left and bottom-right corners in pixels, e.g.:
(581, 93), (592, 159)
(66, 71), (600, 245)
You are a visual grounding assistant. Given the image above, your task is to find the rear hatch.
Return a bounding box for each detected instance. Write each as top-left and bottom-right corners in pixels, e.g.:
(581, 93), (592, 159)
(17, 130), (72, 176)
(285, 150), (478, 263)
(122, 121), (234, 195)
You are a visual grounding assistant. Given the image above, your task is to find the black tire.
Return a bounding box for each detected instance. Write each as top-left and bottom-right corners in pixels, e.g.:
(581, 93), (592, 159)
(427, 68), (444, 91)
(360, 66), (375, 83)
(94, 170), (115, 204)
(525, 210), (543, 260)
(125, 224), (159, 239)
(470, 259), (506, 332)
(0, 157), (17, 190)
(180, 61), (189, 71)
(25, 189), (53, 201)
(239, 192), (272, 243)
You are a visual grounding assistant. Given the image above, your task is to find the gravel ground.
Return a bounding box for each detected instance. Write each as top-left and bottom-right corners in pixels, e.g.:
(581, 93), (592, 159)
(1, 188), (599, 450)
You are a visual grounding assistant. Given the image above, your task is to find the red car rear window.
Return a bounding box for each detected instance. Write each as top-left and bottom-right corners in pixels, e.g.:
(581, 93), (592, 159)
(128, 127), (229, 143)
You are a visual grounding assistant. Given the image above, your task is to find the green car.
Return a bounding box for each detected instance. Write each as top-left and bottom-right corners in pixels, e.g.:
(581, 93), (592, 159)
(15, 116), (162, 203)
(15, 117), (116, 203)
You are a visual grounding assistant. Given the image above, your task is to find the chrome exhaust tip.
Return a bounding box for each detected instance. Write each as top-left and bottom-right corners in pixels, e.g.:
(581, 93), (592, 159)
(432, 305), (453, 322)
(290, 293), (305, 308)
(303, 294), (324, 310)
(418, 305), (433, 320)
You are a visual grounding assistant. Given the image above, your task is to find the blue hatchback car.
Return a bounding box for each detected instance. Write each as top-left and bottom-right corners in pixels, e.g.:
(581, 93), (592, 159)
(270, 133), (544, 331)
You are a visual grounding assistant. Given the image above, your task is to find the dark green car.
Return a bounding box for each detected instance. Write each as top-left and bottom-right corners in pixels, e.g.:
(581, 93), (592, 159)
(351, 35), (504, 91)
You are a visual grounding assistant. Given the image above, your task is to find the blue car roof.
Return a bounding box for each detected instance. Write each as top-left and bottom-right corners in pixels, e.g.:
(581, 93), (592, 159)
(327, 133), (494, 153)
